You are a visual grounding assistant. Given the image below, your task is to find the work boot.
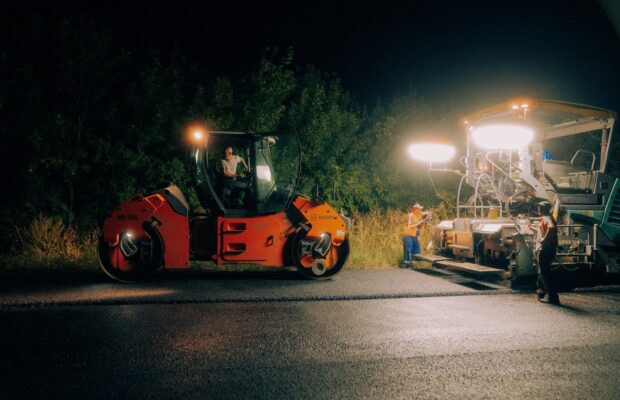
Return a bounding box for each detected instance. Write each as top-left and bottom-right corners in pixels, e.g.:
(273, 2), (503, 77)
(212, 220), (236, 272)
(539, 294), (560, 305)
(536, 288), (545, 299)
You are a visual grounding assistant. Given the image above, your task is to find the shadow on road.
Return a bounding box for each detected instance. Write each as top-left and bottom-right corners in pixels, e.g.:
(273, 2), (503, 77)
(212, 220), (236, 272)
(0, 271), (109, 287)
(155, 269), (305, 282)
(0, 268), (305, 289)
(550, 302), (591, 315)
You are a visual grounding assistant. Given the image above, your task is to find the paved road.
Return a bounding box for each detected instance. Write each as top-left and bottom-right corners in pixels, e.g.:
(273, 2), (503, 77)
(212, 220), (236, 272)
(1, 269), (619, 399)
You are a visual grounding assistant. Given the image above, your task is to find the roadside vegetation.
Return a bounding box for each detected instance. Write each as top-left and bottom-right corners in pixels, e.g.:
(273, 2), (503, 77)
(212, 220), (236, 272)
(1, 215), (99, 272)
(348, 205), (450, 268)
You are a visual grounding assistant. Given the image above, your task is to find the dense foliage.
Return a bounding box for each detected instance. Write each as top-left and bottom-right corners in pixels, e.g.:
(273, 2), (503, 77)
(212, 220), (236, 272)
(0, 16), (452, 241)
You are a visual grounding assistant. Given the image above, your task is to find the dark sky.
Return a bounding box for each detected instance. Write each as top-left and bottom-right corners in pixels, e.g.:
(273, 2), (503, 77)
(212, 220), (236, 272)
(6, 1), (620, 112)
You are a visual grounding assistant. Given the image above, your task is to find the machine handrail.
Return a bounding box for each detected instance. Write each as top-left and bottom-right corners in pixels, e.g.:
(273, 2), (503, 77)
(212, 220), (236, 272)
(570, 149), (596, 171)
(457, 205), (502, 209)
(456, 174), (467, 218)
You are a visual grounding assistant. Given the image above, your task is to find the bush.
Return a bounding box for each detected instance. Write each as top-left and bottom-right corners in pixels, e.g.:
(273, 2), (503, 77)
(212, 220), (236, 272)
(0, 215), (98, 270)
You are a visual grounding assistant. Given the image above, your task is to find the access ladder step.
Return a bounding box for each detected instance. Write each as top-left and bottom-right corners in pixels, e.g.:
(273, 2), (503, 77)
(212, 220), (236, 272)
(448, 244), (471, 250)
(435, 260), (504, 276)
(415, 254), (452, 262)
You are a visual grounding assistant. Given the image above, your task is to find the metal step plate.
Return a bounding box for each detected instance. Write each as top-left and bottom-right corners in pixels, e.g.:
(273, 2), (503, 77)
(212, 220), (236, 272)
(435, 260), (504, 276)
(415, 254), (452, 262)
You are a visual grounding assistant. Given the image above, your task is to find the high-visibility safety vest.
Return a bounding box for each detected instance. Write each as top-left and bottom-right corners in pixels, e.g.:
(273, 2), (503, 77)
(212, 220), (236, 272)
(403, 212), (428, 237)
(537, 215), (558, 250)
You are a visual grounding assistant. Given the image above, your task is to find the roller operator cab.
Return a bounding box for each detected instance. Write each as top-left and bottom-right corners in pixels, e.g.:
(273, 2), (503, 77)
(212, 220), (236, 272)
(428, 99), (620, 284)
(99, 130), (350, 282)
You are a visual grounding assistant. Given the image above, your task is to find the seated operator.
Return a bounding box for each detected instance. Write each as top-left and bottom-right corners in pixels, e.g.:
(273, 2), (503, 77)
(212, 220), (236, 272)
(220, 146), (250, 208)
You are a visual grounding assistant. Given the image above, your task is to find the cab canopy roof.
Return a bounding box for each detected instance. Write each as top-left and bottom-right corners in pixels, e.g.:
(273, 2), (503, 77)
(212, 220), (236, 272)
(461, 98), (617, 139)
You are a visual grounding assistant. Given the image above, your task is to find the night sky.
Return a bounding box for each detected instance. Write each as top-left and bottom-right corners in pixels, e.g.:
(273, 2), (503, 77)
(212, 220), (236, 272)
(5, 0), (620, 112)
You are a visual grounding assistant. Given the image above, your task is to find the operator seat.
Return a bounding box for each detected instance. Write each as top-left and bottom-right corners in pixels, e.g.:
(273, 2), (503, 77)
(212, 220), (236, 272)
(543, 159), (593, 194)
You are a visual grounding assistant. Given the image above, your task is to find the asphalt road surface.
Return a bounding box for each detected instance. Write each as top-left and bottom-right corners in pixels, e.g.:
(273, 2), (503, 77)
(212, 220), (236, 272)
(1, 269), (619, 399)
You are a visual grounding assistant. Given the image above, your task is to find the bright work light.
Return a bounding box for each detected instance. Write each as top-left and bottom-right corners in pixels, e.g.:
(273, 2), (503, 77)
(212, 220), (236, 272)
(185, 123), (209, 146)
(408, 141), (456, 163)
(193, 130), (204, 141)
(470, 124), (534, 150)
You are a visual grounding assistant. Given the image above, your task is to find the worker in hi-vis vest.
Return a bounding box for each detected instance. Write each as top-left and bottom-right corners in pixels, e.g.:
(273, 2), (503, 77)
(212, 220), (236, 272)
(401, 203), (431, 268)
(533, 201), (560, 305)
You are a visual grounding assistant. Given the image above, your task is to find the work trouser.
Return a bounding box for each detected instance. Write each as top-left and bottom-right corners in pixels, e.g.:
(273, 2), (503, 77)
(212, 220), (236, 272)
(537, 247), (557, 298)
(222, 177), (248, 208)
(403, 235), (420, 264)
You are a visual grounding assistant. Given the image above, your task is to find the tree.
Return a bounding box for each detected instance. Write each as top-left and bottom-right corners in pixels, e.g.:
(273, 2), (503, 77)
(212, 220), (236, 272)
(287, 66), (366, 210)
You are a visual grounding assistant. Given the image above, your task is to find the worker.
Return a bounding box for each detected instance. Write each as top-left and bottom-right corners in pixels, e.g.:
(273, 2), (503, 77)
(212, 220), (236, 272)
(401, 203), (431, 268)
(220, 146), (250, 208)
(534, 201), (560, 305)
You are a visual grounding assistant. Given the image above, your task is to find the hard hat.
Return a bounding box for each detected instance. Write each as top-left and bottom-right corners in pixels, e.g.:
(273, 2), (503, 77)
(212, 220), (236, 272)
(411, 203), (424, 210)
(537, 201), (551, 212)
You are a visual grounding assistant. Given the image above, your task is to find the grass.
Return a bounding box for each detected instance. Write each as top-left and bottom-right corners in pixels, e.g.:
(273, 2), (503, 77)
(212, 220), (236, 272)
(0, 215), (99, 272)
(347, 208), (442, 269)
(1, 208), (448, 272)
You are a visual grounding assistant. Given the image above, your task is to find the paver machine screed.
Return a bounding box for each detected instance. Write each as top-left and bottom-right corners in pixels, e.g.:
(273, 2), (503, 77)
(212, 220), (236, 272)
(98, 129), (350, 282)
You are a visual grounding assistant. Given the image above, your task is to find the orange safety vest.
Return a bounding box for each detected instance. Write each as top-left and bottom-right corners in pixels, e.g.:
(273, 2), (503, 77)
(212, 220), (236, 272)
(403, 212), (426, 237)
(538, 215), (558, 250)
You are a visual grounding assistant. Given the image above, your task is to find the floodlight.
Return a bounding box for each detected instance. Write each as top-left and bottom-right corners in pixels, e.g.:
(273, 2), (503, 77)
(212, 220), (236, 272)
(470, 124), (534, 150)
(408, 142), (456, 163)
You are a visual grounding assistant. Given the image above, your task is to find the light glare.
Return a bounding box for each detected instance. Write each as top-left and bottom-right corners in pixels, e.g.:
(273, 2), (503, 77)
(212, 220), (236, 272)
(408, 142), (456, 163)
(256, 165), (272, 182)
(193, 130), (204, 140)
(471, 124), (534, 149)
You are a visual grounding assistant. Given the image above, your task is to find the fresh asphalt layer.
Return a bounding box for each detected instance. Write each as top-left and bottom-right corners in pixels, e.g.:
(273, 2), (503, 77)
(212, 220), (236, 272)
(0, 269), (515, 307)
(2, 290), (620, 399)
(2, 269), (620, 399)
